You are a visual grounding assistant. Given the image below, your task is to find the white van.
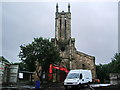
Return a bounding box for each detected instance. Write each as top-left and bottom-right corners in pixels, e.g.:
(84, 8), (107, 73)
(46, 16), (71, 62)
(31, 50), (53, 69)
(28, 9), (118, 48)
(64, 69), (92, 89)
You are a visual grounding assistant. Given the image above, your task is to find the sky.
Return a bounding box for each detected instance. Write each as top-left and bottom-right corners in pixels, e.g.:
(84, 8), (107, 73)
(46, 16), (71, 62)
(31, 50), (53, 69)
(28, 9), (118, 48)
(118, 1), (120, 53)
(0, 1), (118, 65)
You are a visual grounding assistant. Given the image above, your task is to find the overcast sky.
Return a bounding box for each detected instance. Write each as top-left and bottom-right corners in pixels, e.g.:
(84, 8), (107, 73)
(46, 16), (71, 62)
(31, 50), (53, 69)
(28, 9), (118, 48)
(0, 2), (118, 65)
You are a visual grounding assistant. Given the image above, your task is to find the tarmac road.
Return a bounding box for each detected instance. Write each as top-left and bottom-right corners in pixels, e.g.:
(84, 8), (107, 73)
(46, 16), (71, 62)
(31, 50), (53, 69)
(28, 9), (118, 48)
(1, 83), (120, 90)
(44, 83), (93, 90)
(44, 83), (120, 90)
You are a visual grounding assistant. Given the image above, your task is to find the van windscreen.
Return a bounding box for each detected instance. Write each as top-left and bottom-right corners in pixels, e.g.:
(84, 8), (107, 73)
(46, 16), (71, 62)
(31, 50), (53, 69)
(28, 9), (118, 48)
(67, 73), (79, 79)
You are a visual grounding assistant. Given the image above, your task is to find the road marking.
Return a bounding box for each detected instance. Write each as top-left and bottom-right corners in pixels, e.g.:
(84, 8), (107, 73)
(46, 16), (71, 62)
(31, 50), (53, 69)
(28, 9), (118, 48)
(88, 84), (94, 90)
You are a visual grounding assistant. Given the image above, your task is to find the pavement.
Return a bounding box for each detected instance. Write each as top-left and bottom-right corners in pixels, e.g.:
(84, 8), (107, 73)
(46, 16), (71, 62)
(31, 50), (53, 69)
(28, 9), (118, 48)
(90, 84), (111, 88)
(1, 84), (36, 90)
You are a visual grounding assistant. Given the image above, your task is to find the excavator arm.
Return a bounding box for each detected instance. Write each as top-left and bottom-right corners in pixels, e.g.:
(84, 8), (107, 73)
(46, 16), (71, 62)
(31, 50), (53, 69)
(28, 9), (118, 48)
(48, 64), (69, 80)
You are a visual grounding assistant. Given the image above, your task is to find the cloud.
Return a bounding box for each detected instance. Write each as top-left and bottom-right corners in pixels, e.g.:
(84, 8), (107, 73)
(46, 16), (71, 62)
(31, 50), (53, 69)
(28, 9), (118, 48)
(71, 2), (118, 64)
(0, 3), (2, 56)
(2, 2), (118, 64)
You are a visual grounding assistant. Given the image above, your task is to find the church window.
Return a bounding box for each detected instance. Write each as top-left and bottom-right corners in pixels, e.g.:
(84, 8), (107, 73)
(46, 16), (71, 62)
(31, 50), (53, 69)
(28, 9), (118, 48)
(60, 18), (62, 37)
(82, 64), (85, 69)
(61, 46), (65, 52)
(65, 18), (66, 39)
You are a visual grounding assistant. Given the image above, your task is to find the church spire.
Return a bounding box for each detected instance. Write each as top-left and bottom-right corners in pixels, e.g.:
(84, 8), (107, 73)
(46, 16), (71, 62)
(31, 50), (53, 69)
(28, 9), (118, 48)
(56, 3), (58, 12)
(68, 3), (70, 12)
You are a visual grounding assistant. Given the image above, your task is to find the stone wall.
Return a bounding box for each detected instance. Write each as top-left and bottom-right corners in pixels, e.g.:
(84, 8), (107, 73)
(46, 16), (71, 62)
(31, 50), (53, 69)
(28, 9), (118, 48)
(71, 51), (96, 79)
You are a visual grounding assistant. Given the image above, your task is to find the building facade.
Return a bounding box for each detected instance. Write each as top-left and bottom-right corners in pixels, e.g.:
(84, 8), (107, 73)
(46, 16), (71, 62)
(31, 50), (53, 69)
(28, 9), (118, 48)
(51, 4), (96, 79)
(0, 57), (18, 84)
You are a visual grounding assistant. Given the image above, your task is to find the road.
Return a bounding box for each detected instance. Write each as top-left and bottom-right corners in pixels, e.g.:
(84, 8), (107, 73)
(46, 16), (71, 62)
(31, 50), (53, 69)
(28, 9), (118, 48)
(44, 83), (93, 90)
(1, 83), (120, 90)
(44, 83), (120, 90)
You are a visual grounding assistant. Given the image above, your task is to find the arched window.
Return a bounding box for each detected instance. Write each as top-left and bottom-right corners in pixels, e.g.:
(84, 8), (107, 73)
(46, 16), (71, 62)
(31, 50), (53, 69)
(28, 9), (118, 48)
(60, 18), (62, 37)
(61, 46), (65, 52)
(65, 18), (66, 39)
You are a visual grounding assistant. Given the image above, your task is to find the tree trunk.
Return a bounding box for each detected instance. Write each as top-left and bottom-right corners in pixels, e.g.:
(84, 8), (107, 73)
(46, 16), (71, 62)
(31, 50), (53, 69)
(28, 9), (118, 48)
(45, 70), (49, 82)
(35, 68), (43, 83)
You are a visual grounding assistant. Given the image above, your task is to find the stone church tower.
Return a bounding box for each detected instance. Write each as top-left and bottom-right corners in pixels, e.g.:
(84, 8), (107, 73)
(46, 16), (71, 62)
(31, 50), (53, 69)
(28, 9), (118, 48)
(51, 4), (96, 79)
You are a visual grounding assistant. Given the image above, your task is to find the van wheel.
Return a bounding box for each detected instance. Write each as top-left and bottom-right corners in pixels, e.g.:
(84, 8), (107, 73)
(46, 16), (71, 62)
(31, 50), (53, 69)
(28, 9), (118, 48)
(78, 84), (81, 88)
(87, 83), (90, 87)
(64, 86), (68, 90)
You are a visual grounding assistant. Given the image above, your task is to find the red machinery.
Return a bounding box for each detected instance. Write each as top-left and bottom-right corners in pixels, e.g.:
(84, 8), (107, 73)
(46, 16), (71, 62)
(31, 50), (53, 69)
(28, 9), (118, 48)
(48, 64), (69, 80)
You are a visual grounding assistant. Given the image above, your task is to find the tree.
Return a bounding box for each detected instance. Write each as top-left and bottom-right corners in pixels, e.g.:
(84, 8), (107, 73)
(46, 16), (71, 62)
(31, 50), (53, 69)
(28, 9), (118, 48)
(96, 64), (110, 83)
(19, 37), (62, 83)
(110, 53), (120, 73)
(96, 53), (120, 83)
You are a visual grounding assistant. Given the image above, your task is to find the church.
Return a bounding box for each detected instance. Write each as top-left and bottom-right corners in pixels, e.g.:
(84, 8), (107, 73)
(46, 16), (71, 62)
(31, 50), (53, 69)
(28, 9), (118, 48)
(51, 4), (96, 80)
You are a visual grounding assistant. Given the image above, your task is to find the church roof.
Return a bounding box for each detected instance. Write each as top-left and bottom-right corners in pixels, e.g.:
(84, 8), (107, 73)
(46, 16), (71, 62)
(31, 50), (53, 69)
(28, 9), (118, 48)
(76, 51), (95, 59)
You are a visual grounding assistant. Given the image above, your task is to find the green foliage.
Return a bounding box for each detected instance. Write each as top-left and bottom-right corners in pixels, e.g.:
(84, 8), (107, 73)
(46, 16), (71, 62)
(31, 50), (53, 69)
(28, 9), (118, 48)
(110, 53), (120, 73)
(19, 37), (61, 82)
(96, 53), (120, 83)
(96, 64), (110, 83)
(0, 56), (10, 64)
